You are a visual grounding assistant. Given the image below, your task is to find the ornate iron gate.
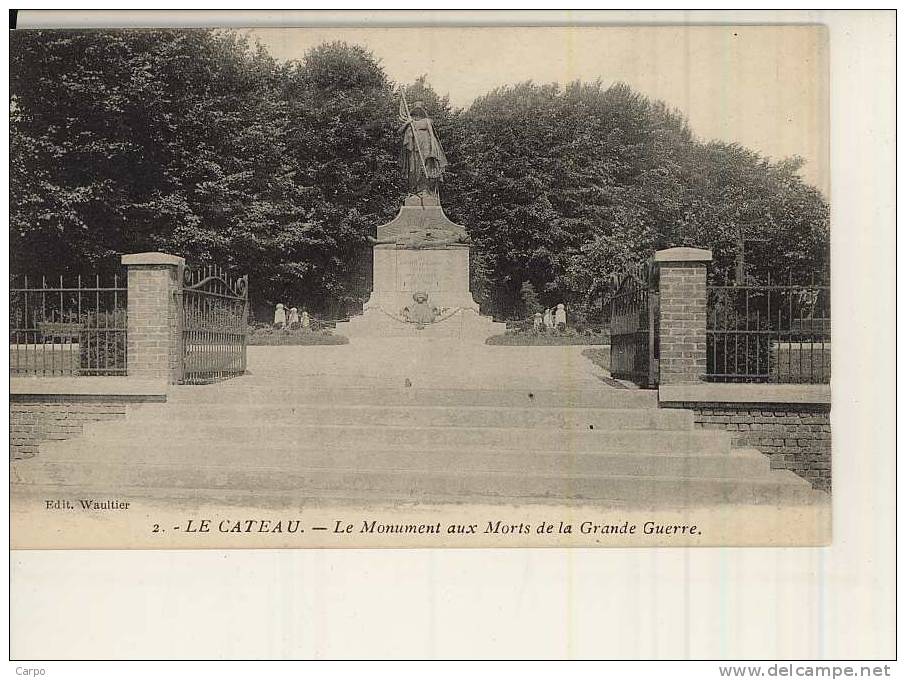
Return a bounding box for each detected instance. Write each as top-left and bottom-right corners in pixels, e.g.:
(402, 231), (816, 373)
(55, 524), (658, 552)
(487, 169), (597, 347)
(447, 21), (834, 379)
(181, 264), (248, 384)
(605, 261), (659, 387)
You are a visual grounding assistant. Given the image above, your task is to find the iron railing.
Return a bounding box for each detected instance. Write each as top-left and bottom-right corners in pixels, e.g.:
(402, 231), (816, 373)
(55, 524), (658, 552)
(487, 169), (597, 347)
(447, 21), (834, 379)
(706, 274), (830, 383)
(10, 275), (127, 376)
(181, 264), (249, 384)
(604, 261), (659, 387)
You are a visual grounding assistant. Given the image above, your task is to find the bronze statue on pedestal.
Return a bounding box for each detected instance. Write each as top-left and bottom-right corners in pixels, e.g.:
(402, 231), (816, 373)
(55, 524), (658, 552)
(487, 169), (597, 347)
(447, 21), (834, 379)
(398, 96), (447, 199)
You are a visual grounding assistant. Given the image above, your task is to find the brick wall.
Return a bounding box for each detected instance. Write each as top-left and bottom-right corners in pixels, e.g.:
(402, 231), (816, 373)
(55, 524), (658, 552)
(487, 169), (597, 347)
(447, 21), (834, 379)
(668, 401), (831, 491)
(657, 260), (708, 384)
(126, 264), (183, 382)
(167, 267), (184, 380)
(10, 397), (130, 460)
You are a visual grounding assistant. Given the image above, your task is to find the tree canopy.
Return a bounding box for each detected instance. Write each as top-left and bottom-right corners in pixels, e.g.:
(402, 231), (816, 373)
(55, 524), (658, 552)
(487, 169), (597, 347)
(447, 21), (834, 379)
(10, 29), (829, 322)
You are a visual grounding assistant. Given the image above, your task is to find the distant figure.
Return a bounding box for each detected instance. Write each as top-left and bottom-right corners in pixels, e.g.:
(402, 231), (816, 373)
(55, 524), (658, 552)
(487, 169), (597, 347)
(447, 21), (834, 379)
(301, 310), (310, 330)
(274, 303), (286, 329)
(287, 307), (300, 329)
(555, 303), (567, 331)
(533, 312), (543, 332)
(543, 308), (554, 330)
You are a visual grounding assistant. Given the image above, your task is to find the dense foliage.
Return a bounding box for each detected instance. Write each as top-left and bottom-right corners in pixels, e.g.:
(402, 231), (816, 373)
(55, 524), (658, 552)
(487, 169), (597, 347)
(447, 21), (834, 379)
(11, 29), (829, 322)
(443, 81), (829, 318)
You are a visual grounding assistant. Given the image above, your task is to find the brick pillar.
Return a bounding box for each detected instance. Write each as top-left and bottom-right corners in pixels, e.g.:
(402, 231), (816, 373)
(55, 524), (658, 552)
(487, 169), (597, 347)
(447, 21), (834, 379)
(655, 247), (712, 385)
(121, 252), (185, 383)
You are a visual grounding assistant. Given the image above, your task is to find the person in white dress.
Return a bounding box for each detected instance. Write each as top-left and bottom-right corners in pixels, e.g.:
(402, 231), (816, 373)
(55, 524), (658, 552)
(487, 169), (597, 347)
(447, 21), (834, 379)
(555, 303), (567, 331)
(273, 303), (286, 329)
(543, 308), (553, 330)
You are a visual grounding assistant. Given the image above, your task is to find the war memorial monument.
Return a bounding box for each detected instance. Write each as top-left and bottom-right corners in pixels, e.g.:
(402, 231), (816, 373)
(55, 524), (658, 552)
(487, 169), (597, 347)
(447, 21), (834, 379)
(336, 98), (504, 339)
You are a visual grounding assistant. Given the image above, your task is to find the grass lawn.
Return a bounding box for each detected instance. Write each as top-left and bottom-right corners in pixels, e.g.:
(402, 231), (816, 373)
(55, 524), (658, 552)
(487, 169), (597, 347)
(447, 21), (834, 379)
(581, 347), (611, 371)
(247, 329), (348, 346)
(486, 332), (609, 346)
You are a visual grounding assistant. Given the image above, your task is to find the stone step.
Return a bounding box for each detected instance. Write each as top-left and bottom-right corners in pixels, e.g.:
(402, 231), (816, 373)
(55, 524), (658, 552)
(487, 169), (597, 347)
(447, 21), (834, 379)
(163, 386), (659, 409)
(32, 437), (769, 477)
(52, 423), (730, 456)
(98, 403), (694, 432)
(12, 458), (818, 506)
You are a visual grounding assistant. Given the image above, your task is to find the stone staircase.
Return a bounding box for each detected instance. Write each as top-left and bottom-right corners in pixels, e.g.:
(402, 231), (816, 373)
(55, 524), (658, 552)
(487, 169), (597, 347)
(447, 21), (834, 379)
(12, 384), (822, 507)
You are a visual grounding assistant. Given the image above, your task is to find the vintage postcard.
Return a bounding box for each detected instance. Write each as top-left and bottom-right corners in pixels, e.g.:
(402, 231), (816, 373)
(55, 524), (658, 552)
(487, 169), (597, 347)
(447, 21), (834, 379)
(9, 23), (832, 549)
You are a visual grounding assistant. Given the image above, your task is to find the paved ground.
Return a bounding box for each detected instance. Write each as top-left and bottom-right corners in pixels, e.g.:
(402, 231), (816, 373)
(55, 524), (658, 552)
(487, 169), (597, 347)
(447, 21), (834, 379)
(239, 338), (611, 391)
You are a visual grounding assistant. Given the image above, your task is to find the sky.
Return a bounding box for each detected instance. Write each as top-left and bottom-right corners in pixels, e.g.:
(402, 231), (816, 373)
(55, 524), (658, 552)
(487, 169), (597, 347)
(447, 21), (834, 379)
(246, 25), (829, 195)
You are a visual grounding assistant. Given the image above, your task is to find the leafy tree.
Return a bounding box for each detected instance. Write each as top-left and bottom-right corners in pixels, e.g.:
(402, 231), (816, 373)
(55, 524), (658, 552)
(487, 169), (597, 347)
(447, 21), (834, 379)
(11, 30), (289, 278)
(445, 79), (829, 316)
(518, 281), (542, 319)
(274, 41), (400, 318)
(10, 32), (402, 319)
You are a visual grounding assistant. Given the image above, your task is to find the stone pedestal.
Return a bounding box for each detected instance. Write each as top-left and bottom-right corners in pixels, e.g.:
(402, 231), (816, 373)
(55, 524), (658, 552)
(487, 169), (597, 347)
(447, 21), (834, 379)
(365, 246), (479, 313)
(337, 199), (504, 341)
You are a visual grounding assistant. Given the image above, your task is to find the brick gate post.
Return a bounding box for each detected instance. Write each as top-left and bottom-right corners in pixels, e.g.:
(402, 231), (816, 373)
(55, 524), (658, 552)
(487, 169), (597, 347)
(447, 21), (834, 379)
(121, 252), (185, 383)
(654, 247), (712, 385)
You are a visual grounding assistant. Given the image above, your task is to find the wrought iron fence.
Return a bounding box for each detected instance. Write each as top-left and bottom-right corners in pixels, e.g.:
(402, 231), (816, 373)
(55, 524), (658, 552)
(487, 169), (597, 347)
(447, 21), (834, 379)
(604, 261), (659, 387)
(181, 264), (249, 384)
(706, 274), (830, 383)
(10, 275), (127, 376)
